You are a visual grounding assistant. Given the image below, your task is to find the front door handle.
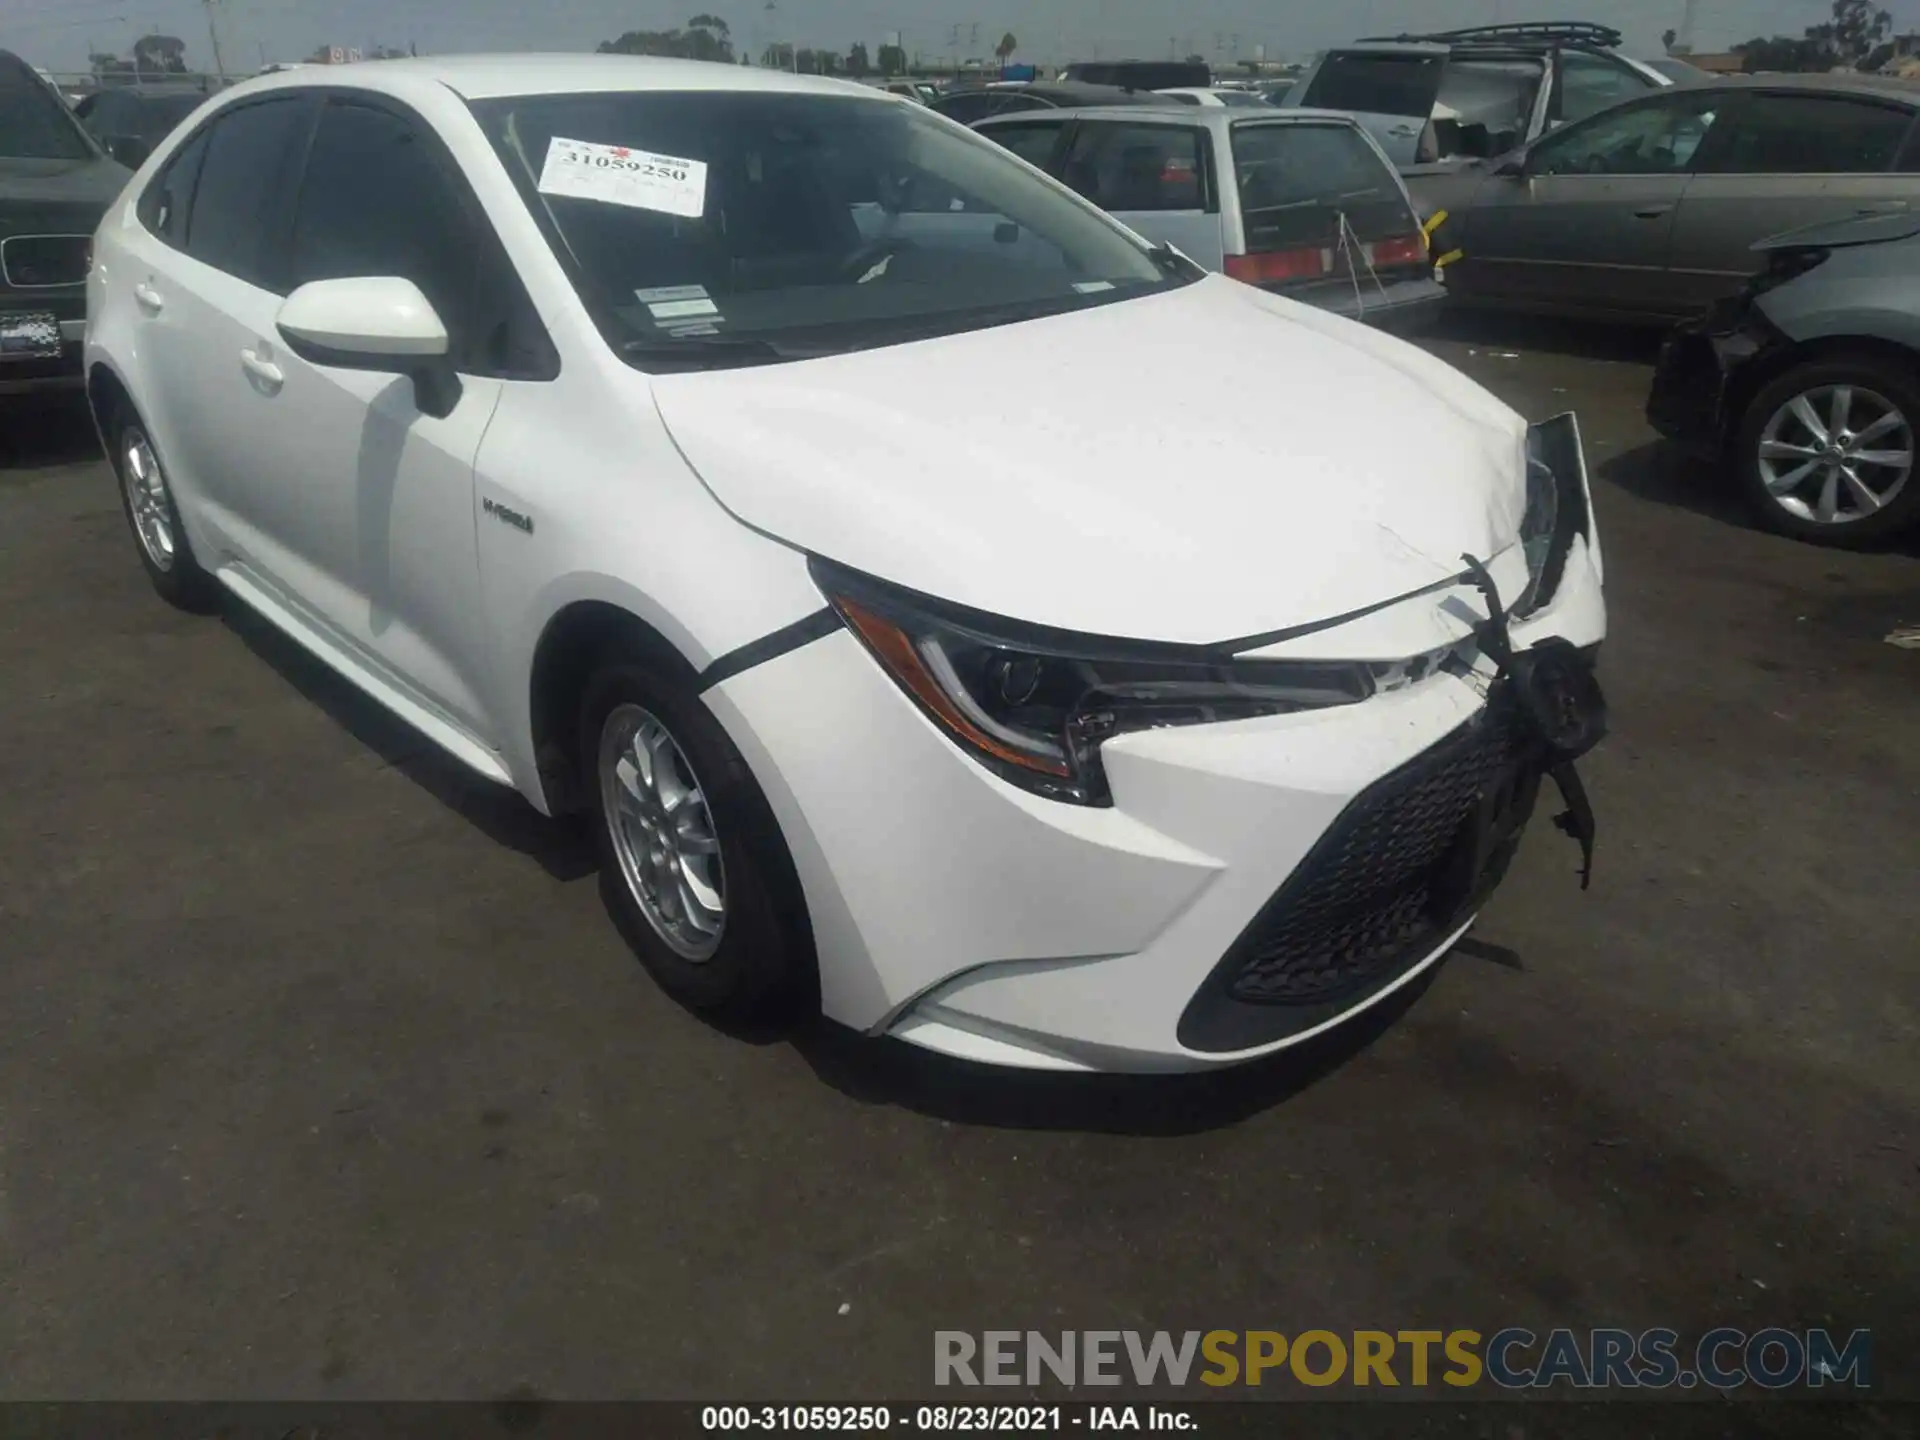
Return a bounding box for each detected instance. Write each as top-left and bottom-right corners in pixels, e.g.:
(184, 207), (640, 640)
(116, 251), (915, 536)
(239, 346), (284, 392)
(133, 281), (164, 314)
(1633, 203), (1674, 219)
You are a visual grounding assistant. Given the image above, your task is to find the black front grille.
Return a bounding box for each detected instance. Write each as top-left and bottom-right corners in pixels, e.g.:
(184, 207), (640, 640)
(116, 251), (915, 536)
(1226, 702), (1532, 1006)
(2, 235), (89, 289)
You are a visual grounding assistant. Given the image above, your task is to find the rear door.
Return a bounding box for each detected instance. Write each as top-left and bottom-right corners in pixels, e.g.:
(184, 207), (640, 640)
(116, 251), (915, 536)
(1055, 118), (1224, 268)
(1294, 47), (1448, 167)
(1452, 87), (1725, 317)
(1665, 89), (1920, 312)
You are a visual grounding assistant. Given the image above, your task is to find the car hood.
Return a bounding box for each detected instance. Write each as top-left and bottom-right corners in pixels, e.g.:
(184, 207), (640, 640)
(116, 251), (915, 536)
(650, 275), (1528, 646)
(0, 154), (130, 208)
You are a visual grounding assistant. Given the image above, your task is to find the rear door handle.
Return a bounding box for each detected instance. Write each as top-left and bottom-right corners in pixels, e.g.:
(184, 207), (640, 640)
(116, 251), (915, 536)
(1633, 203), (1674, 219)
(239, 346), (284, 391)
(133, 282), (164, 314)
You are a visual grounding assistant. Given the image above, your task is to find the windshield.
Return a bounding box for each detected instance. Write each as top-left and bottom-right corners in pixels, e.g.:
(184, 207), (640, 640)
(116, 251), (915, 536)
(472, 89), (1189, 370)
(1232, 123), (1417, 253)
(0, 57), (93, 160)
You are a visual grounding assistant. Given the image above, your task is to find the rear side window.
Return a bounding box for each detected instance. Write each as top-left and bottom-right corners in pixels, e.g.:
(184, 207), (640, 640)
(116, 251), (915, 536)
(1060, 122), (1209, 211)
(0, 55), (92, 160)
(288, 99), (554, 380)
(1301, 51), (1444, 117)
(930, 92), (998, 125)
(185, 98), (308, 289)
(1707, 93), (1914, 175)
(1232, 123), (1415, 249)
(137, 128), (209, 246)
(987, 120), (1069, 169)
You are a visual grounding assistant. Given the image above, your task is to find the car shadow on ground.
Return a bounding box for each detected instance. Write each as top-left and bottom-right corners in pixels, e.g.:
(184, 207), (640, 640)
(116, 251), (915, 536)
(785, 967), (1448, 1136)
(221, 601), (597, 882)
(1599, 437), (1760, 531)
(0, 395), (102, 472)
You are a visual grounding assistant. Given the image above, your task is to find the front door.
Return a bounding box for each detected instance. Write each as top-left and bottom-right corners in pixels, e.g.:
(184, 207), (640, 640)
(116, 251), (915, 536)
(1666, 89), (1920, 313)
(1457, 89), (1726, 318)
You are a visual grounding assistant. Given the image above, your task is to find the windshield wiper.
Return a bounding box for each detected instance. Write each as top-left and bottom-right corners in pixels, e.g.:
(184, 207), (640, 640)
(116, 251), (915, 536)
(619, 335), (805, 371)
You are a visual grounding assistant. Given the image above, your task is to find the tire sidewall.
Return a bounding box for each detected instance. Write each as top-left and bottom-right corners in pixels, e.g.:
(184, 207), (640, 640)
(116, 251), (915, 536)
(578, 656), (813, 1019)
(1735, 356), (1920, 547)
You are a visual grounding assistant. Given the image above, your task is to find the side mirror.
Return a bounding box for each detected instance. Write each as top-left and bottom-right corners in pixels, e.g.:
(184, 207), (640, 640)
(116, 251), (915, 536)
(105, 134), (152, 168)
(276, 276), (463, 418)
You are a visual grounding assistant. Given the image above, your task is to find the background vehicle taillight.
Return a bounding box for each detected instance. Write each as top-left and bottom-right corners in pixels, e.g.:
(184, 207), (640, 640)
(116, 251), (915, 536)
(1367, 234), (1428, 268)
(1225, 248), (1328, 284)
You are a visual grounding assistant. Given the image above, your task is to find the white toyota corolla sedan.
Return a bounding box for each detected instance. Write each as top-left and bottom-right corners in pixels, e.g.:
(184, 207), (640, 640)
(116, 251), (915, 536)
(86, 56), (1608, 1073)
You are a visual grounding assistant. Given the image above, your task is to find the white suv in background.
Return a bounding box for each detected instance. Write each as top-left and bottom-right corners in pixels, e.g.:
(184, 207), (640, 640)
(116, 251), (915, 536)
(85, 56), (1608, 1073)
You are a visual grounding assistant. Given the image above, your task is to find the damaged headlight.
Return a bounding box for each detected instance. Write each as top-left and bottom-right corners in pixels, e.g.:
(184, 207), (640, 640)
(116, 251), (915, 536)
(1513, 414), (1591, 619)
(811, 559), (1374, 806)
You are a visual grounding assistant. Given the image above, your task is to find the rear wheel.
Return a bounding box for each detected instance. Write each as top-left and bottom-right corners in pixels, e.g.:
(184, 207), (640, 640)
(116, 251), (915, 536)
(578, 648), (814, 1021)
(111, 413), (220, 611)
(1734, 354), (1920, 547)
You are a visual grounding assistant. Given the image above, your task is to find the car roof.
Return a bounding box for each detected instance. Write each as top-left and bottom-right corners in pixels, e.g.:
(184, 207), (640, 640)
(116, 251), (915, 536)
(1690, 71), (1920, 103)
(231, 53), (887, 104)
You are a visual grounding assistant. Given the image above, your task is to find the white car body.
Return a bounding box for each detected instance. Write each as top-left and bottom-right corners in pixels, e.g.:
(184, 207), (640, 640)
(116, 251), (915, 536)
(1152, 87), (1270, 108)
(85, 55), (1607, 1073)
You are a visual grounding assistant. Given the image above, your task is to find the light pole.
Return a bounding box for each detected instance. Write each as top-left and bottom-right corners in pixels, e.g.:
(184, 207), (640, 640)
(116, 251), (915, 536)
(202, 0), (226, 78)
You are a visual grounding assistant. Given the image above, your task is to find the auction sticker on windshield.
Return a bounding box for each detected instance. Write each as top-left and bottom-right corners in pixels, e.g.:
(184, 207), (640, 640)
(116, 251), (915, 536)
(538, 137), (708, 218)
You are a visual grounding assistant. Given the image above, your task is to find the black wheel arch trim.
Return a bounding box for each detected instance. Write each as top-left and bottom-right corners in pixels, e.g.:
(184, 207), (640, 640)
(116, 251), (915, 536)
(696, 607), (843, 692)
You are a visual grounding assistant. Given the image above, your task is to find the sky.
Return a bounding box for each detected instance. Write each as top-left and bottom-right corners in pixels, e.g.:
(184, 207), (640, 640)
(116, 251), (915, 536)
(14, 0), (1920, 76)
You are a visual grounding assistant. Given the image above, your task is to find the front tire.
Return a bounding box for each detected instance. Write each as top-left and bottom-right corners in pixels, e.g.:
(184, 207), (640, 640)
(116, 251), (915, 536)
(578, 649), (815, 1022)
(1733, 354), (1920, 548)
(110, 412), (220, 611)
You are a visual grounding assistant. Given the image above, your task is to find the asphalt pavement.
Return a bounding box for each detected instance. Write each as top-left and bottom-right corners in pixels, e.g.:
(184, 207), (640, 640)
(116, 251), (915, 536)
(1, 314), (1916, 1419)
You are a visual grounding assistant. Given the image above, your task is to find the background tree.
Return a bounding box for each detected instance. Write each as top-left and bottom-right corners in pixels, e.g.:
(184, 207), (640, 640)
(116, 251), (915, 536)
(994, 31), (1017, 62)
(89, 51), (137, 83)
(597, 15), (734, 63)
(132, 34), (189, 74)
(846, 41), (871, 76)
(1735, 0), (1893, 71)
(876, 41), (907, 75)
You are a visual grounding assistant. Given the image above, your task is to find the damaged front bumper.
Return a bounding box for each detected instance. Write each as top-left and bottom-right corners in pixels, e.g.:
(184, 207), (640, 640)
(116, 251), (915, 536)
(702, 416), (1607, 1072)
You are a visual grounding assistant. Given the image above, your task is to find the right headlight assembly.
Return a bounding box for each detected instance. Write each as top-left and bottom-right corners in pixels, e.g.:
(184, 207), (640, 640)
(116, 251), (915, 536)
(1514, 413), (1592, 619)
(809, 558), (1375, 807)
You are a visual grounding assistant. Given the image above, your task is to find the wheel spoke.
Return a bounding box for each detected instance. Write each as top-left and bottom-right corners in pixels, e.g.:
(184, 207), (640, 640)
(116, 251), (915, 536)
(1851, 410), (1903, 445)
(1830, 385), (1853, 436)
(677, 867), (724, 932)
(1759, 439), (1820, 461)
(1816, 467), (1841, 523)
(1848, 448), (1910, 469)
(614, 755), (645, 804)
(1839, 467), (1883, 513)
(1789, 394), (1831, 444)
(1764, 458), (1822, 494)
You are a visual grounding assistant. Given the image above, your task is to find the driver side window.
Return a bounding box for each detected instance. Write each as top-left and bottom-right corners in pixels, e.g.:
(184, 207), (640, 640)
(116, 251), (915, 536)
(1530, 94), (1721, 177)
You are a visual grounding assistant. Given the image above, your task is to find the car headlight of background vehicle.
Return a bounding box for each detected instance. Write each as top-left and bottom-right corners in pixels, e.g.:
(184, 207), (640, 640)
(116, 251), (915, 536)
(1513, 414), (1591, 620)
(810, 559), (1374, 806)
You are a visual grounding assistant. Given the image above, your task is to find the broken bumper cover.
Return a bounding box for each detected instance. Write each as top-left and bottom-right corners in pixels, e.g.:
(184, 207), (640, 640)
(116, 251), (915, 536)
(702, 428), (1605, 1073)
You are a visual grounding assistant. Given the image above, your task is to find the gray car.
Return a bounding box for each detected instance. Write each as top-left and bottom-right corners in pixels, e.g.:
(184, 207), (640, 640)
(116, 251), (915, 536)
(1649, 209), (1920, 545)
(974, 104), (1444, 330)
(1417, 74), (1920, 324)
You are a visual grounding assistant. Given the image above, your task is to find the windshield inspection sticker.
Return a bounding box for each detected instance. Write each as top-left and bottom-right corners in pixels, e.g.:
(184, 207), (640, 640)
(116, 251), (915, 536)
(634, 285), (719, 321)
(539, 137), (708, 218)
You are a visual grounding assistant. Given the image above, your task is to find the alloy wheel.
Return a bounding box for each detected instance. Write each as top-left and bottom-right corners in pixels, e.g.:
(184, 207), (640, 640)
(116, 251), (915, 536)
(121, 427), (176, 570)
(598, 703), (726, 961)
(1756, 383), (1913, 527)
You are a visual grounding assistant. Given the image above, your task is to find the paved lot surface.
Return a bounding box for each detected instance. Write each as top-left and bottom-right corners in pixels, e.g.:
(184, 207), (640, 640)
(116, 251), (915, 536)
(1, 316), (1916, 1418)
